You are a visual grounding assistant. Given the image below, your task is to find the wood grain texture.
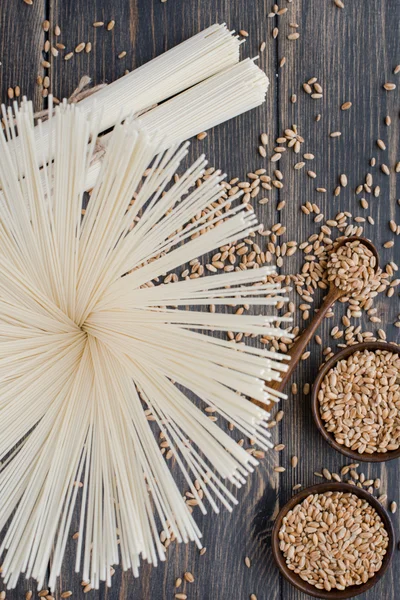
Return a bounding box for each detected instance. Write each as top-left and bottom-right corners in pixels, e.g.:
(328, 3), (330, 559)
(0, 1), (399, 599)
(0, 2), (45, 598)
(276, 2), (399, 600)
(0, 0), (44, 110)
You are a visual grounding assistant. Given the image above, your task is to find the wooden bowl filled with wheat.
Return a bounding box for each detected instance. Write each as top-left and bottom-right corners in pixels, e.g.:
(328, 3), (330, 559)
(312, 341), (400, 462)
(272, 482), (395, 599)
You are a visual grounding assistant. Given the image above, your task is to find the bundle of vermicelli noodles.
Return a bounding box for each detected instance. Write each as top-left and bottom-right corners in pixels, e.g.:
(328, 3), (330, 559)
(85, 58), (269, 189)
(0, 100), (288, 590)
(6, 24), (269, 193)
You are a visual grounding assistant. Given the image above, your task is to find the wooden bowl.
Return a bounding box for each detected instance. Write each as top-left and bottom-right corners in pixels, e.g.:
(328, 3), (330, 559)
(311, 341), (400, 463)
(271, 482), (395, 599)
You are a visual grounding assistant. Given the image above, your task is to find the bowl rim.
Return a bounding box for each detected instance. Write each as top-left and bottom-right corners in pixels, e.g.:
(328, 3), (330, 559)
(311, 341), (400, 463)
(271, 482), (395, 599)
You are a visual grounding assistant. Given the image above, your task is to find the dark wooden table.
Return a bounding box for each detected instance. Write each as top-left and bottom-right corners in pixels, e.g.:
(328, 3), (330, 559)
(0, 1), (399, 599)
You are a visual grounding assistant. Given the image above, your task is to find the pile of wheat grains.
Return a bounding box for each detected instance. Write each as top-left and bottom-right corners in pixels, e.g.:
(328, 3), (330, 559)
(279, 491), (389, 591)
(326, 239), (378, 294)
(318, 349), (400, 454)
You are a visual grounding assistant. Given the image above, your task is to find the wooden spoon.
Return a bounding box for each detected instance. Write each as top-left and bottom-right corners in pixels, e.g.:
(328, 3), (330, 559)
(255, 236), (379, 408)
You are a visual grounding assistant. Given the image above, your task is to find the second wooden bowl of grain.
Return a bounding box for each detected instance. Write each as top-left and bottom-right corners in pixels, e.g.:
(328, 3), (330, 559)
(272, 482), (395, 599)
(311, 341), (400, 463)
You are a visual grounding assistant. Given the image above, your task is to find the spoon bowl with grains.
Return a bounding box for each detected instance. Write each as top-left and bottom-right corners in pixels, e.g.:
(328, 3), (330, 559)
(272, 482), (394, 599)
(312, 341), (400, 462)
(326, 236), (379, 298)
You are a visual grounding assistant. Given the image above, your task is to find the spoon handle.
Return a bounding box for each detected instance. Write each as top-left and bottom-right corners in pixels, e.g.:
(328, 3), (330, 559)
(251, 287), (342, 410)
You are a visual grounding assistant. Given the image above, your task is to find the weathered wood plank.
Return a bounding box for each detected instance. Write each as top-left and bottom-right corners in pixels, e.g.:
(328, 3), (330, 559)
(0, 1), (46, 597)
(0, 0), (45, 110)
(47, 1), (280, 599)
(276, 1), (399, 599)
(49, 0), (131, 102)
